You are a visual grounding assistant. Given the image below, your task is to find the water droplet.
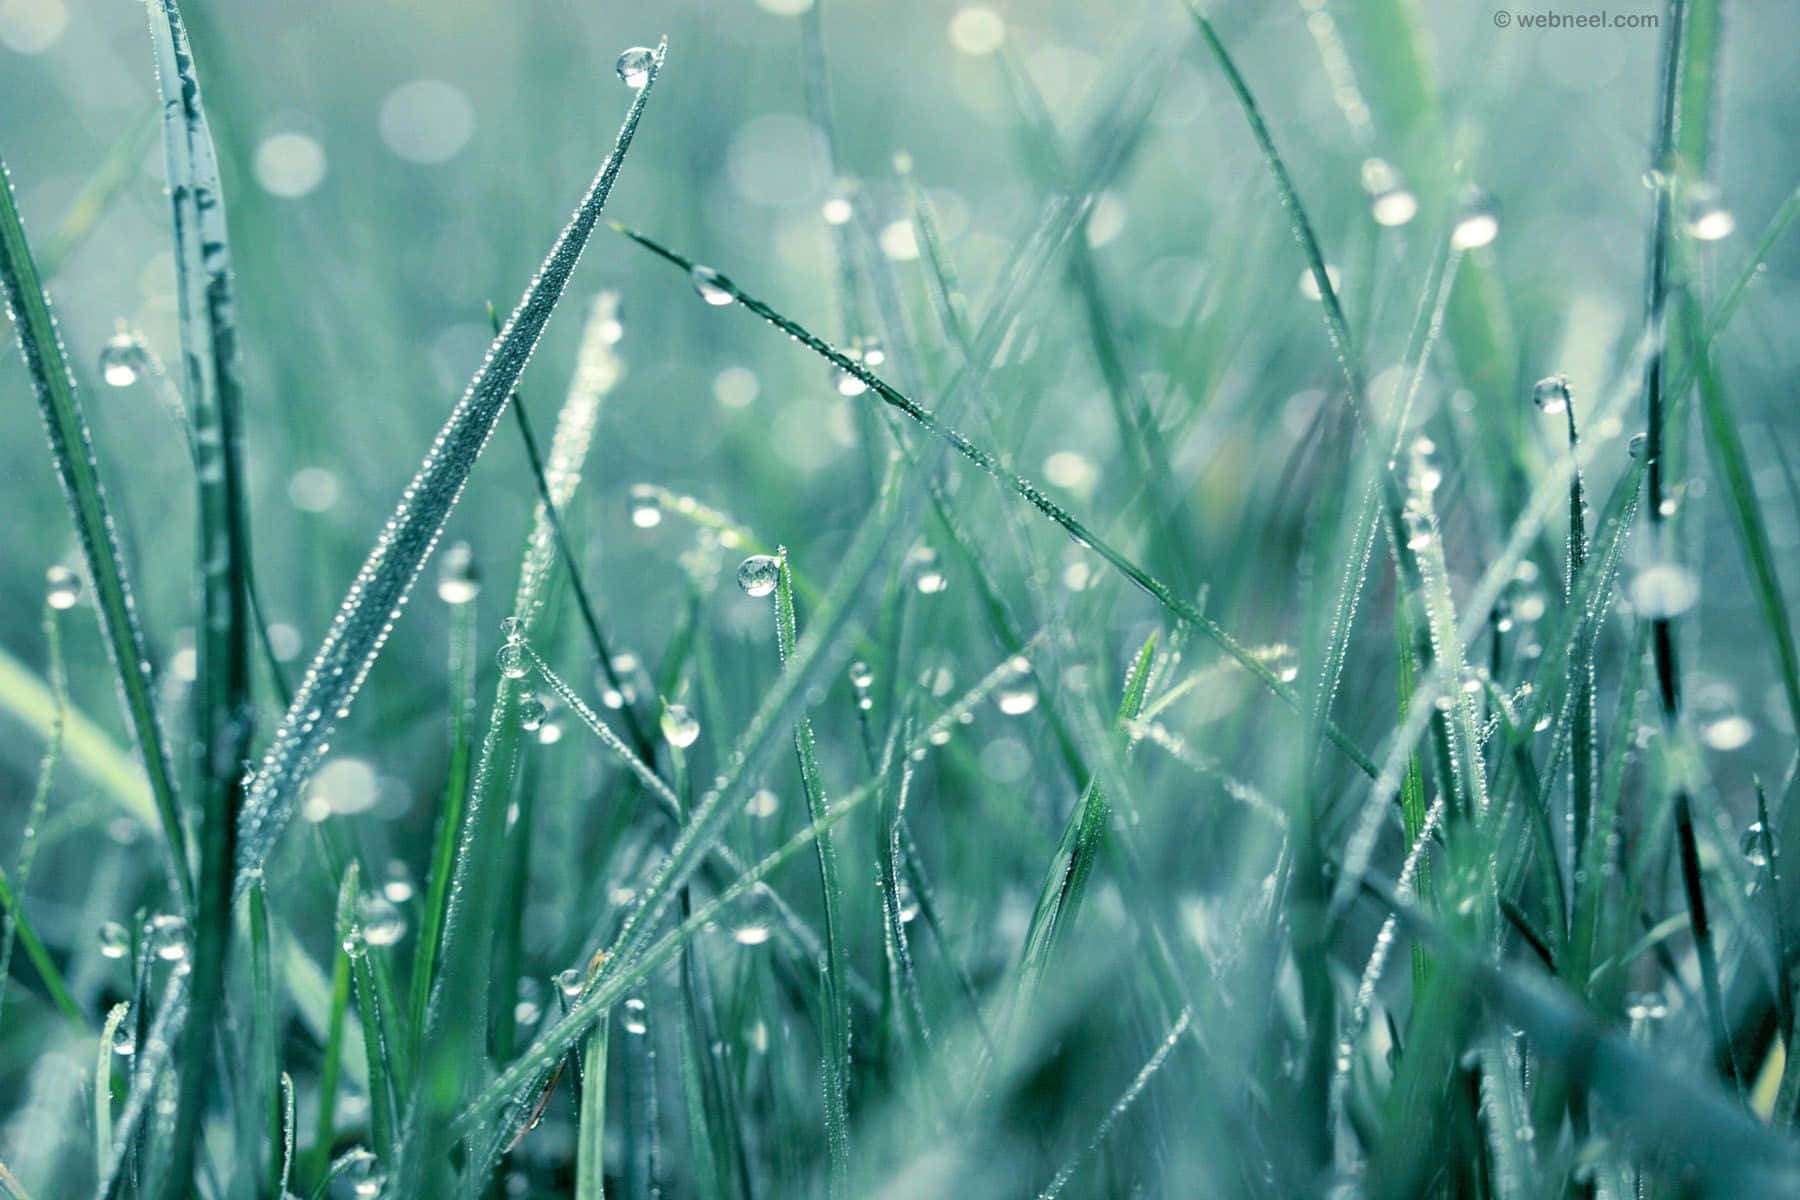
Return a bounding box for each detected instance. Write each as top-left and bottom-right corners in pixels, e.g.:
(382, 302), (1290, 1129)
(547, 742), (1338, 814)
(1371, 188), (1418, 227)
(556, 967), (585, 1001)
(344, 1150), (387, 1199)
(98, 921), (130, 959)
(436, 540), (480, 604)
(622, 996), (648, 1034)
(1629, 563), (1698, 618)
(628, 483), (664, 528)
(383, 860), (415, 903)
(859, 337), (886, 368)
(1532, 373), (1570, 414)
(732, 924), (772, 946)
(149, 913), (189, 962)
(1624, 992), (1668, 1022)
(45, 564), (81, 610)
(1628, 432), (1648, 459)
(1450, 188), (1499, 250)
(906, 544), (947, 594)
(661, 703), (700, 749)
(821, 193), (854, 226)
(357, 893), (406, 946)
(895, 880), (919, 924)
(690, 265), (734, 306)
(519, 696), (548, 731)
(98, 333), (144, 387)
(615, 46), (655, 89)
(514, 977), (543, 1026)
(497, 642), (531, 680)
(537, 715), (564, 745)
(1684, 182), (1735, 241)
(996, 657), (1038, 716)
(112, 1020), (137, 1056)
(499, 616), (523, 642)
(848, 661), (874, 709)
(746, 789), (779, 818)
(1704, 715), (1754, 751)
(948, 6), (1006, 55)
(1742, 822), (1770, 868)
(736, 554), (780, 597)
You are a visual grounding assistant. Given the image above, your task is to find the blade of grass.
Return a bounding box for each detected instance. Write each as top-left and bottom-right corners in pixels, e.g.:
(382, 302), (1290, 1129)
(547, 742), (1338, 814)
(0, 605), (65, 1023)
(0, 152), (190, 906)
(234, 39), (670, 892)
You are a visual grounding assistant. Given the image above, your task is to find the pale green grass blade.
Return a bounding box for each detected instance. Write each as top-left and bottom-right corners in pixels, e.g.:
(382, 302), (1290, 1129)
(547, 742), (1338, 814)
(0, 867), (81, 1026)
(0, 154), (190, 905)
(574, 1014), (610, 1200)
(235, 41), (669, 891)
(0, 606), (64, 1023)
(96, 1003), (130, 1180)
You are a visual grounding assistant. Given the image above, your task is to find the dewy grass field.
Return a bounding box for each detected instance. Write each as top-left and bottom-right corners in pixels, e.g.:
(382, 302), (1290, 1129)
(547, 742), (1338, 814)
(1, 0), (1798, 1195)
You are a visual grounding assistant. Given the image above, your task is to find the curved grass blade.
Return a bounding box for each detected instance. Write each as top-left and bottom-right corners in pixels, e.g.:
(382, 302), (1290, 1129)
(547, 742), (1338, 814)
(611, 224), (1379, 779)
(1038, 1008), (1191, 1200)
(0, 153), (190, 905)
(234, 40), (670, 893)
(141, 3), (258, 1191)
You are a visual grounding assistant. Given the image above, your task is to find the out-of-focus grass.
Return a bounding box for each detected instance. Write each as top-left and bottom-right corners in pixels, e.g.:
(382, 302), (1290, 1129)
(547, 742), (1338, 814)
(4, 0), (1800, 1196)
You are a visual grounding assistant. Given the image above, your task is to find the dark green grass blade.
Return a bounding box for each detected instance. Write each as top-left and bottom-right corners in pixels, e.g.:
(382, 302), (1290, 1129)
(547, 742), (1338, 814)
(234, 40), (669, 892)
(0, 866), (82, 1025)
(0, 153), (191, 905)
(612, 225), (1378, 779)
(0, 606), (65, 1023)
(142, 2), (257, 1190)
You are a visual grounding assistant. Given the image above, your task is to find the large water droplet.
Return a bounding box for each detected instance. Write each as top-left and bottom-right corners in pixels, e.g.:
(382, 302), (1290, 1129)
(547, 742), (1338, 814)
(357, 893), (407, 947)
(615, 47), (655, 89)
(1627, 432), (1648, 460)
(1532, 374), (1570, 414)
(112, 1019), (137, 1056)
(514, 976), (543, 1026)
(1703, 715), (1754, 751)
(661, 703), (700, 748)
(1684, 182), (1735, 241)
(1450, 188), (1500, 250)
(98, 920), (130, 959)
(556, 967), (585, 1002)
(149, 913), (190, 962)
(1371, 188), (1418, 227)
(1629, 563), (1698, 619)
(383, 859), (415, 903)
(732, 924), (772, 946)
(497, 642), (531, 680)
(622, 996), (649, 1034)
(628, 483), (664, 528)
(736, 554), (780, 597)
(436, 540), (480, 605)
(99, 333), (144, 387)
(690, 265), (734, 306)
(45, 564), (81, 610)
(518, 696), (548, 731)
(996, 656), (1039, 716)
(1743, 822), (1770, 868)
(746, 789), (779, 818)
(906, 544), (947, 594)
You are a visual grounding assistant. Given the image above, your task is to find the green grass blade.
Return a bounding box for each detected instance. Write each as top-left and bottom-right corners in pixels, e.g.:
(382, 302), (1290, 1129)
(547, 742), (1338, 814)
(0, 153), (190, 906)
(0, 866), (82, 1026)
(0, 605), (65, 1022)
(96, 1003), (130, 1179)
(574, 1014), (610, 1200)
(1037, 1008), (1190, 1200)
(234, 41), (669, 891)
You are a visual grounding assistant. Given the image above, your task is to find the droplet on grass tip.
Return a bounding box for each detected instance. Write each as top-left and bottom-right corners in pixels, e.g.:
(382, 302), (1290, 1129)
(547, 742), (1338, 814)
(436, 540), (480, 604)
(98, 920), (129, 959)
(622, 996), (649, 1034)
(45, 564), (81, 609)
(499, 616), (523, 642)
(1450, 188), (1499, 250)
(1532, 374), (1570, 414)
(690, 265), (734, 306)
(149, 913), (190, 962)
(661, 703), (700, 748)
(357, 894), (406, 946)
(736, 554), (780, 597)
(628, 483), (664, 528)
(615, 47), (655, 89)
(99, 332), (145, 387)
(1371, 188), (1419, 227)
(113, 1021), (137, 1056)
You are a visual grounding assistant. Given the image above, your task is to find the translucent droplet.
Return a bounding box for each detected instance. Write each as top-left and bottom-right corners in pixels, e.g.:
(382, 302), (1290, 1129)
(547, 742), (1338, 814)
(556, 967), (585, 1001)
(1684, 183), (1735, 241)
(1624, 992), (1668, 1022)
(1371, 188), (1419, 227)
(112, 1020), (137, 1056)
(537, 716), (564, 745)
(1742, 822), (1770, 868)
(499, 616), (523, 642)
(99, 333), (144, 387)
(848, 660), (874, 690)
(895, 880), (920, 924)
(628, 483), (664, 528)
(436, 540), (480, 605)
(746, 789), (779, 818)
(615, 47), (655, 89)
(821, 194), (854, 226)
(732, 924), (772, 946)
(98, 920), (130, 959)
(906, 544), (947, 594)
(996, 657), (1038, 716)
(690, 265), (734, 306)
(45, 564), (81, 610)
(357, 893), (406, 947)
(514, 977), (543, 1026)
(858, 337), (886, 368)
(382, 860), (415, 904)
(496, 642), (531, 680)
(622, 996), (649, 1034)
(1450, 188), (1500, 250)
(519, 696), (548, 731)
(1532, 374), (1570, 414)
(1703, 715), (1754, 751)
(1628, 432), (1648, 459)
(736, 554), (780, 598)
(1629, 563), (1698, 619)
(149, 913), (190, 962)
(661, 703), (700, 749)
(344, 1150), (387, 1200)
